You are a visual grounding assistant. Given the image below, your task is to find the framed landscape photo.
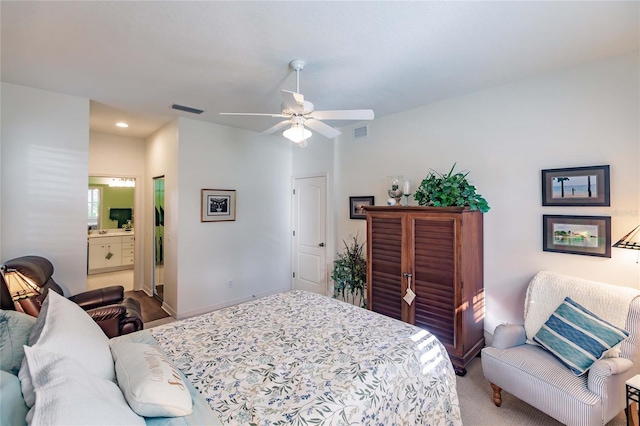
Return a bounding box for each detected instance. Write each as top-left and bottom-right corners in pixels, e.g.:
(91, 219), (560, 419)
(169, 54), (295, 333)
(201, 189), (236, 222)
(543, 215), (611, 258)
(541, 165), (610, 206)
(350, 196), (374, 220)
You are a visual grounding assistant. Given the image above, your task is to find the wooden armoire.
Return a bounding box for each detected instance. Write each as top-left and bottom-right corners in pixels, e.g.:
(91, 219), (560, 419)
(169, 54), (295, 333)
(364, 206), (484, 375)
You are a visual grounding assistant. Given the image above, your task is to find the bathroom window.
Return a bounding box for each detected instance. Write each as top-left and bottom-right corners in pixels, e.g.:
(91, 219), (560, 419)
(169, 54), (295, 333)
(88, 187), (101, 228)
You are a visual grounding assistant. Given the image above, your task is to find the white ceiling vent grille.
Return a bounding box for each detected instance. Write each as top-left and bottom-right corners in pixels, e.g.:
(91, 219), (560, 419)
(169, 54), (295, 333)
(353, 125), (369, 140)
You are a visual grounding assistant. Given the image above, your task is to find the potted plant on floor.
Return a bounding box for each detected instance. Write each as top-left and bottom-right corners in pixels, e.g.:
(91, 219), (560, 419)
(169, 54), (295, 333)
(414, 163), (490, 212)
(331, 234), (367, 308)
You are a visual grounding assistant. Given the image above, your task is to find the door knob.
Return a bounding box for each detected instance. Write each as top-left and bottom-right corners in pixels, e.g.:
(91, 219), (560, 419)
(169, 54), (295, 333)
(318, 242), (325, 247)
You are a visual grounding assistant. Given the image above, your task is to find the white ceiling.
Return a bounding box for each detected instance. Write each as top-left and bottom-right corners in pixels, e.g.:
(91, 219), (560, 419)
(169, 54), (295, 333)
(2, 1), (638, 140)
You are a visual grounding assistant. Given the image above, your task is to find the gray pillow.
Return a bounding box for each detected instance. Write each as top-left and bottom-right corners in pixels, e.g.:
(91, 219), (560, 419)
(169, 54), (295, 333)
(0, 370), (28, 426)
(0, 310), (36, 375)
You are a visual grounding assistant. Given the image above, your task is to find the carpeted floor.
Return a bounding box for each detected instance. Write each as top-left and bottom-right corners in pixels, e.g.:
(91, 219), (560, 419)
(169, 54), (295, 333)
(457, 357), (627, 425)
(124, 290), (169, 323)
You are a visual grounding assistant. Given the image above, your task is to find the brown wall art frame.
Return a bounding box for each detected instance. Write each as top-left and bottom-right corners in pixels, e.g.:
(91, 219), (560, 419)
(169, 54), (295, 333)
(349, 196), (374, 220)
(543, 215), (611, 258)
(541, 165), (610, 206)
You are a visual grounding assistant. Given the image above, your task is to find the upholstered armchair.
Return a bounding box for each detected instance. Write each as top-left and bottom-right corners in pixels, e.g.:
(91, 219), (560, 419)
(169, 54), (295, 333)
(482, 271), (640, 426)
(0, 255), (143, 338)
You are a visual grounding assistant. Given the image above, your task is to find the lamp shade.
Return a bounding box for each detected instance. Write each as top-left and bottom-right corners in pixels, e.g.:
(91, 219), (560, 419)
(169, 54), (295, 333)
(283, 125), (311, 143)
(2, 268), (41, 300)
(613, 225), (640, 250)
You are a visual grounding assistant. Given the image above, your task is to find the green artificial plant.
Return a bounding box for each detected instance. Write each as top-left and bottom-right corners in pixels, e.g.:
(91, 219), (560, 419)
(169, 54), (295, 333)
(413, 163), (490, 213)
(331, 234), (367, 308)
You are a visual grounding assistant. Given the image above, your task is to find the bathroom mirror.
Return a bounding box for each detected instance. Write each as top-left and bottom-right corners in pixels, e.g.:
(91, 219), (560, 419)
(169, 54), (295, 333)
(88, 176), (135, 230)
(153, 176), (165, 302)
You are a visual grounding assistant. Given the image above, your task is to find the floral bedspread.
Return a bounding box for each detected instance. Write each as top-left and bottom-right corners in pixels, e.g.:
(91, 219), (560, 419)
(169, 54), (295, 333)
(150, 291), (461, 426)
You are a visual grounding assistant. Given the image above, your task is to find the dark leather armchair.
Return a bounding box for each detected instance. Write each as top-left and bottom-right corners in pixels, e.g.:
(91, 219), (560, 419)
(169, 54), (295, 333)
(0, 255), (143, 338)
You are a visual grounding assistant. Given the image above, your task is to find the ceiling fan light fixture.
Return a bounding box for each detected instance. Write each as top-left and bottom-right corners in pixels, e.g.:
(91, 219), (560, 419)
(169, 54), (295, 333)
(283, 125), (311, 144)
(221, 59), (373, 142)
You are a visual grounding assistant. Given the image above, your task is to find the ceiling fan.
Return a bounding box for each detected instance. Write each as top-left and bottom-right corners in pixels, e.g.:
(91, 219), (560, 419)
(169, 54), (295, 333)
(220, 60), (374, 146)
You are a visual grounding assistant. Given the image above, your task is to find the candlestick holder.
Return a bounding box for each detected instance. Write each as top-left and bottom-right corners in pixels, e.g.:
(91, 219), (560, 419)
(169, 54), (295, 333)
(402, 193), (412, 206)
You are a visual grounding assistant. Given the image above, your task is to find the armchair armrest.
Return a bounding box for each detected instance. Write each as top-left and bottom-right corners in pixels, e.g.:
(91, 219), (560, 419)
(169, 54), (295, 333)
(588, 356), (635, 420)
(120, 297), (144, 335)
(491, 324), (526, 349)
(69, 286), (124, 310)
(588, 357), (634, 393)
(86, 304), (127, 338)
(86, 304), (126, 322)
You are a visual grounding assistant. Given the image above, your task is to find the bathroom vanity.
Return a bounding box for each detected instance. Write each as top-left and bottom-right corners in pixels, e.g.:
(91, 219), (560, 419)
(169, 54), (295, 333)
(87, 231), (135, 274)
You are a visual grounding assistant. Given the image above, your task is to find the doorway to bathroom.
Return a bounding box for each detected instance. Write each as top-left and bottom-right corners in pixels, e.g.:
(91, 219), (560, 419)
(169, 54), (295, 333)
(152, 176), (165, 302)
(87, 175), (136, 292)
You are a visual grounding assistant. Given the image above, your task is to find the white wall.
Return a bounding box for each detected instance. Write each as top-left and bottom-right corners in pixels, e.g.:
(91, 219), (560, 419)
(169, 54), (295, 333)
(330, 53), (639, 336)
(89, 132), (146, 290)
(175, 118), (292, 317)
(145, 119), (179, 313)
(89, 132), (146, 176)
(1, 83), (90, 295)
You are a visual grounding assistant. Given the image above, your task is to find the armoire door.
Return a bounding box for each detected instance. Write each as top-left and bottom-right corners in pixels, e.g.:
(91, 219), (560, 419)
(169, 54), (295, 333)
(410, 214), (459, 352)
(367, 215), (404, 321)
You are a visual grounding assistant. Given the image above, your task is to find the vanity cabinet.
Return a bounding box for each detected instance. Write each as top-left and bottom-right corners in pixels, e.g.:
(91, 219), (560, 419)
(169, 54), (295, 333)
(121, 235), (135, 266)
(364, 206), (484, 375)
(88, 234), (134, 274)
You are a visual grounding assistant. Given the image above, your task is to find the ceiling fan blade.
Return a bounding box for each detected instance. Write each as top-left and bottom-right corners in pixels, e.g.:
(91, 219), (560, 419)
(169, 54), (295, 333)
(220, 112), (286, 118)
(309, 109), (374, 121)
(304, 119), (341, 138)
(281, 90), (304, 110)
(261, 120), (291, 135)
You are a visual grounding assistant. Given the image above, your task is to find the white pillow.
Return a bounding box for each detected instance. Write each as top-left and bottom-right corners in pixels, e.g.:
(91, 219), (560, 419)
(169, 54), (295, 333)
(110, 342), (193, 417)
(18, 291), (115, 408)
(23, 346), (144, 426)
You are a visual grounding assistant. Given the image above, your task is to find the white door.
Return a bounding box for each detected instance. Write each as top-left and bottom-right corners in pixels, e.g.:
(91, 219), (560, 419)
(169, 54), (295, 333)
(292, 176), (327, 295)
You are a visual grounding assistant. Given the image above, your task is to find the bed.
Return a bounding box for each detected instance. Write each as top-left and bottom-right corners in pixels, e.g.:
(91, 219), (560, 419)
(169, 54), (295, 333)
(5, 290), (461, 425)
(143, 290), (461, 425)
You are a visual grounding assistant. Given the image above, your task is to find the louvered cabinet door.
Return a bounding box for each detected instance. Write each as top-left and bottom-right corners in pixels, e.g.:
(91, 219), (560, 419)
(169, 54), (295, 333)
(412, 216), (458, 349)
(367, 215), (403, 320)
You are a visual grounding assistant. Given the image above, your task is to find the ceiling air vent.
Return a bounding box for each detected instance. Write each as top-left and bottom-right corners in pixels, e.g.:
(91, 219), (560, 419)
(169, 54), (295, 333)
(353, 125), (368, 139)
(171, 104), (204, 115)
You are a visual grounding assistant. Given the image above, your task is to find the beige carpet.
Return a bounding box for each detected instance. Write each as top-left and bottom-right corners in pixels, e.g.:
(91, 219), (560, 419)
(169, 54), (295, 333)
(458, 357), (627, 425)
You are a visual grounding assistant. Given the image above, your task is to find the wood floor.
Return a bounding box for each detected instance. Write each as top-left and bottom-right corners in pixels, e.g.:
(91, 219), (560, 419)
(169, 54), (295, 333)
(124, 290), (169, 323)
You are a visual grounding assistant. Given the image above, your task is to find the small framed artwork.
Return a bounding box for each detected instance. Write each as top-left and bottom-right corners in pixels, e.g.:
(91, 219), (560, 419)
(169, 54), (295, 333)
(201, 189), (236, 222)
(543, 215), (611, 258)
(541, 165), (610, 206)
(350, 196), (375, 220)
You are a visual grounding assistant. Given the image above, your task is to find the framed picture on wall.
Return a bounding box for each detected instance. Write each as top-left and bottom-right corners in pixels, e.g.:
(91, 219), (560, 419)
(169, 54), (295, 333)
(201, 189), (236, 222)
(541, 165), (610, 206)
(542, 215), (611, 258)
(350, 196), (374, 220)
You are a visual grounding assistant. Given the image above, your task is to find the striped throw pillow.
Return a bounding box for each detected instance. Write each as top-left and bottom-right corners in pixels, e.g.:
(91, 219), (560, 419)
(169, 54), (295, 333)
(533, 297), (629, 375)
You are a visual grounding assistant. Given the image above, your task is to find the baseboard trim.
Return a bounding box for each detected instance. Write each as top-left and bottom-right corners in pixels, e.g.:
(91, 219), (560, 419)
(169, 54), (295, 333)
(162, 302), (177, 318)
